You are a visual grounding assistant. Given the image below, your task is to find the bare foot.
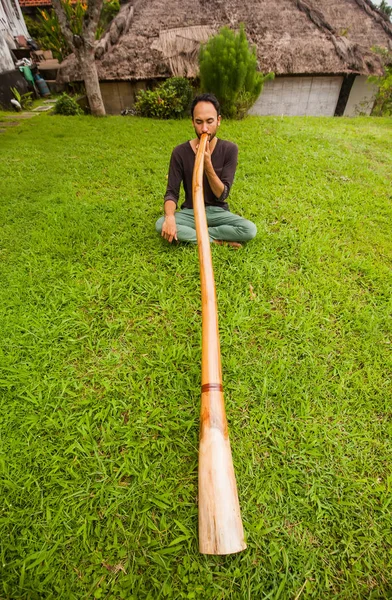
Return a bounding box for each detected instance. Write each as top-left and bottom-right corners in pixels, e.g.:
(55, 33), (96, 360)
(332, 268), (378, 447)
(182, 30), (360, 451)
(213, 240), (243, 249)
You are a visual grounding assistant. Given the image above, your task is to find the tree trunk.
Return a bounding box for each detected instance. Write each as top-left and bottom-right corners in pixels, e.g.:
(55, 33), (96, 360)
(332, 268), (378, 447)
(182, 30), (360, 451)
(77, 46), (106, 116)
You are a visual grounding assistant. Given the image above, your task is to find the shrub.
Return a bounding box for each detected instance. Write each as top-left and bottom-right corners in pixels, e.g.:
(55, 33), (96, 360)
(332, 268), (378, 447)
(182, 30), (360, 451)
(161, 77), (193, 111)
(369, 48), (392, 116)
(199, 24), (274, 118)
(53, 93), (82, 116)
(134, 77), (193, 119)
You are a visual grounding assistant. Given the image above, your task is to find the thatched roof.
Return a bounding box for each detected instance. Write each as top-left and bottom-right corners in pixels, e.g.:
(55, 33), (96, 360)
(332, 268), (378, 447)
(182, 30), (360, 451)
(58, 0), (392, 83)
(150, 26), (216, 78)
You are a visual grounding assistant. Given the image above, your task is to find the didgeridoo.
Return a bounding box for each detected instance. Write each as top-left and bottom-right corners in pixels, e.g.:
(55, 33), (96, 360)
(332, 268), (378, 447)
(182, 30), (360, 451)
(193, 133), (246, 555)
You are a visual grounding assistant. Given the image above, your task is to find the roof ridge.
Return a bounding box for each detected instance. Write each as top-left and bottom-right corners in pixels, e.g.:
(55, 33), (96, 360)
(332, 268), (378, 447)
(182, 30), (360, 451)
(296, 0), (335, 34)
(352, 0), (392, 39)
(95, 1), (137, 60)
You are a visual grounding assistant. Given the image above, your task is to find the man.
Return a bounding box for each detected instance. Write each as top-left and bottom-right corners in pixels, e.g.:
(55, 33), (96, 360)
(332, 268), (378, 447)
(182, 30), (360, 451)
(155, 93), (257, 247)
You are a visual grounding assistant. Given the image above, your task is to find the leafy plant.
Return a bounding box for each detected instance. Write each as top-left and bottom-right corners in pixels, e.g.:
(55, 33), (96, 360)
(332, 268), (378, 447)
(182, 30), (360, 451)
(161, 77), (193, 112)
(21, 92), (34, 110)
(96, 0), (120, 38)
(134, 77), (193, 119)
(26, 0), (120, 62)
(29, 3), (75, 61)
(368, 47), (392, 116)
(10, 86), (21, 103)
(10, 87), (34, 110)
(24, 15), (46, 42)
(53, 93), (82, 115)
(199, 24), (274, 118)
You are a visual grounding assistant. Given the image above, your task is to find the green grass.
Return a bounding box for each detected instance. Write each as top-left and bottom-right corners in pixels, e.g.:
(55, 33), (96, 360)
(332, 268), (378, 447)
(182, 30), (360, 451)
(0, 113), (391, 599)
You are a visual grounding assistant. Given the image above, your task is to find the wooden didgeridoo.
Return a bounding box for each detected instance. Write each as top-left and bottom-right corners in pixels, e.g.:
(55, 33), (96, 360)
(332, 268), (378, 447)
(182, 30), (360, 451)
(193, 133), (246, 555)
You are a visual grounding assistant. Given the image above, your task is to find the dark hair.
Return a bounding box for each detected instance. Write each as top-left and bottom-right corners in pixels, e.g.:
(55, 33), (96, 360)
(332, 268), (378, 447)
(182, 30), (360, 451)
(191, 93), (221, 118)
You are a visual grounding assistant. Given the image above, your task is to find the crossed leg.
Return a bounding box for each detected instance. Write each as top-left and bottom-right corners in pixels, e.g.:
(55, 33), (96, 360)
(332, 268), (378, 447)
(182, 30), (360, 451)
(155, 207), (257, 244)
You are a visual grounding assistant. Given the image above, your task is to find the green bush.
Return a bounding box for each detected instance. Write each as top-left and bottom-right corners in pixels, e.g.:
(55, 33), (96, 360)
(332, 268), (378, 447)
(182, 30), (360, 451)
(161, 77), (193, 111)
(53, 93), (82, 116)
(369, 48), (392, 116)
(134, 77), (193, 119)
(199, 24), (274, 118)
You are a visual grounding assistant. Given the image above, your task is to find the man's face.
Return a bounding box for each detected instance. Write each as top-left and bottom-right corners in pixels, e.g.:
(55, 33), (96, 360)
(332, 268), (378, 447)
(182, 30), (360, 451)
(192, 101), (221, 141)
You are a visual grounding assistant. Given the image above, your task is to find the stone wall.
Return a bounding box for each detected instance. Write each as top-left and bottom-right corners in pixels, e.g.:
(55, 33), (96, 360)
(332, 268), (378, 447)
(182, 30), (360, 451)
(0, 69), (28, 109)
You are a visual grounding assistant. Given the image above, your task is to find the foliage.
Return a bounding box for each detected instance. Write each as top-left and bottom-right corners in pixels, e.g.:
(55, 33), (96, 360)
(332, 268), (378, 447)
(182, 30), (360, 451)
(35, 7), (68, 61)
(199, 24), (274, 118)
(102, 0), (120, 22)
(134, 77), (193, 119)
(134, 87), (182, 119)
(96, 0), (120, 39)
(10, 86), (21, 103)
(378, 0), (392, 18)
(0, 115), (392, 598)
(10, 87), (34, 110)
(27, 0), (120, 61)
(162, 76), (193, 111)
(369, 47), (392, 116)
(53, 93), (82, 115)
(24, 14), (46, 42)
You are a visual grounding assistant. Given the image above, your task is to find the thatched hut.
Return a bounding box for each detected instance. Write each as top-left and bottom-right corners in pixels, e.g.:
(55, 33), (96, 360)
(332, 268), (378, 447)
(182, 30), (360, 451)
(58, 0), (392, 116)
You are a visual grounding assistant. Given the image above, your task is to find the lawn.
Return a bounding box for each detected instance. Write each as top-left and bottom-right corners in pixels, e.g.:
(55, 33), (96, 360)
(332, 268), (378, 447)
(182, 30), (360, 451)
(0, 113), (391, 599)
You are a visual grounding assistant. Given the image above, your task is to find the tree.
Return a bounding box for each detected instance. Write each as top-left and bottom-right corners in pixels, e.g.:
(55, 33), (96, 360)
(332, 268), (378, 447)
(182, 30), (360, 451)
(199, 24), (273, 119)
(378, 1), (392, 19)
(52, 0), (106, 116)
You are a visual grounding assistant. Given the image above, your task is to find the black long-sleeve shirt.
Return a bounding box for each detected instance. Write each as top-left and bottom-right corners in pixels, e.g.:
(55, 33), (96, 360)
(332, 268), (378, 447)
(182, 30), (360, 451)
(164, 139), (238, 211)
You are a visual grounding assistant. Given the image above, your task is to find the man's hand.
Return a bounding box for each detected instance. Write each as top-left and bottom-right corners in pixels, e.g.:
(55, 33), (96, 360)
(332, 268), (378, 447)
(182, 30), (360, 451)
(196, 140), (212, 169)
(161, 214), (178, 243)
(195, 139), (224, 199)
(203, 140), (212, 170)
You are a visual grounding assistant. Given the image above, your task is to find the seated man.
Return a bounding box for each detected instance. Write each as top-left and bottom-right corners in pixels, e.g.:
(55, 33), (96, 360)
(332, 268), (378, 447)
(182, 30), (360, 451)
(156, 93), (257, 248)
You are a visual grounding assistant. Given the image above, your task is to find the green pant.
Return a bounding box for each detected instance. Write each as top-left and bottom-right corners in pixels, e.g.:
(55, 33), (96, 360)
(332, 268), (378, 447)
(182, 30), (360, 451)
(155, 207), (257, 244)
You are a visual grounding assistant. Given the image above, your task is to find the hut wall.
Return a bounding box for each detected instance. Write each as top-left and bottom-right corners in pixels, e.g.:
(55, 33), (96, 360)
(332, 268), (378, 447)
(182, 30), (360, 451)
(99, 80), (148, 115)
(343, 75), (378, 116)
(249, 75), (343, 117)
(0, 0), (29, 39)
